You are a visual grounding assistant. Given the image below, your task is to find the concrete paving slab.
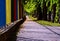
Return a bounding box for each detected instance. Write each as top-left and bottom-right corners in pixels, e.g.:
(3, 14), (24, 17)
(16, 16), (60, 41)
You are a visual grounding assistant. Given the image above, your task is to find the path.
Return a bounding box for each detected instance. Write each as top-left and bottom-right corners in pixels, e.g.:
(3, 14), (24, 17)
(16, 16), (60, 41)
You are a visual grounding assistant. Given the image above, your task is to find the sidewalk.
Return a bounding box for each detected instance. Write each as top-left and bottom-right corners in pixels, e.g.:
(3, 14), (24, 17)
(16, 16), (60, 41)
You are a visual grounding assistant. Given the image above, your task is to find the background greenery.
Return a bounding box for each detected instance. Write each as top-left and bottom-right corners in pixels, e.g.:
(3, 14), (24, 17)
(22, 0), (60, 26)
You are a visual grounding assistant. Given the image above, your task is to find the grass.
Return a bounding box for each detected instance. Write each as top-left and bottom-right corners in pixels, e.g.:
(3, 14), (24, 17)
(29, 15), (60, 26)
(29, 15), (37, 20)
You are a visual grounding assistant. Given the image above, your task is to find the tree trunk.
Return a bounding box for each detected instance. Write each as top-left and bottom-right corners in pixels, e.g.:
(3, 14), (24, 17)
(51, 4), (56, 22)
(47, 11), (51, 21)
(37, 3), (42, 20)
(43, 1), (47, 20)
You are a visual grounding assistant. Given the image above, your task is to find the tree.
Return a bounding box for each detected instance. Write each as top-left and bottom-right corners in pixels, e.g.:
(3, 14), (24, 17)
(42, 0), (47, 20)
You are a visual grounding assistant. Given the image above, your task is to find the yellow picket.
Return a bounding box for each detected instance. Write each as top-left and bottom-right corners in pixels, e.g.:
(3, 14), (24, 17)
(18, 0), (19, 19)
(6, 0), (11, 24)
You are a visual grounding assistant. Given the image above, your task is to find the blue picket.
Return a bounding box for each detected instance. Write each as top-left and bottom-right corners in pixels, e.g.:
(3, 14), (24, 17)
(0, 0), (6, 28)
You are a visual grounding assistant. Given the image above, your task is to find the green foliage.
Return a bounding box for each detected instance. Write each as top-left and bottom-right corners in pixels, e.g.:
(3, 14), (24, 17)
(24, 1), (36, 13)
(23, 0), (60, 23)
(23, 0), (42, 13)
(54, 0), (59, 22)
(46, 0), (59, 22)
